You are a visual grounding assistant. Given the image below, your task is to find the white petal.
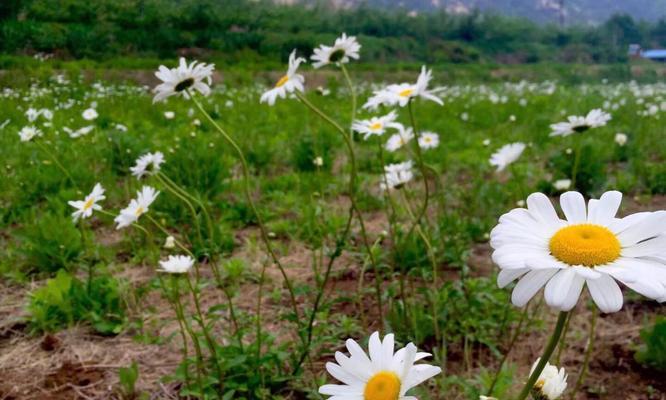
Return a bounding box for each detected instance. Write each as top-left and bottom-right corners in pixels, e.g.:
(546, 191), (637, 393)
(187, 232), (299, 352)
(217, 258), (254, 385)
(318, 384), (363, 396)
(544, 269), (583, 310)
(527, 193), (562, 230)
(587, 274), (623, 313)
(589, 191), (622, 225)
(621, 235), (666, 258)
(498, 268), (529, 288)
(560, 191), (586, 223)
(617, 211), (666, 246)
(511, 269), (558, 307)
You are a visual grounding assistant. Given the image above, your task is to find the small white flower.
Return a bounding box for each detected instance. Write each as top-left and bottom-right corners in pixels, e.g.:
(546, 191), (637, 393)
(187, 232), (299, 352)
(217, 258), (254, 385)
(26, 108), (40, 122)
(115, 186), (160, 229)
(516, 199), (526, 207)
(311, 33), (361, 69)
(164, 235), (176, 249)
(553, 179), (572, 191)
(68, 183), (106, 222)
(381, 160), (414, 190)
(40, 109), (53, 121)
(550, 109), (611, 137)
(64, 125), (94, 138)
(418, 131), (439, 150)
(352, 110), (399, 140)
(460, 112), (469, 121)
(385, 126), (414, 152)
(313, 156), (324, 167)
(164, 111), (175, 119)
(82, 108), (98, 121)
(153, 58), (215, 103)
(261, 50), (306, 106)
(483, 139), (491, 146)
(530, 358), (568, 399)
(19, 126), (42, 142)
(115, 123), (128, 132)
(130, 152), (165, 179)
(158, 255), (194, 274)
(614, 133), (628, 146)
(363, 66), (442, 110)
(489, 142), (526, 172)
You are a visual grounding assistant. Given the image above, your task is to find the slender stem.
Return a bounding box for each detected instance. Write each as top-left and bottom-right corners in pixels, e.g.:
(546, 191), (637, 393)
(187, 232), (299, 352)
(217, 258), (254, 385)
(35, 140), (75, 184)
(515, 311), (569, 400)
(487, 305), (529, 396)
(404, 101), (431, 240)
(255, 262), (267, 389)
(146, 215), (192, 257)
(223, 287), (244, 351)
(155, 174), (204, 247)
(571, 135), (583, 189)
(159, 275), (192, 389)
(339, 63), (357, 126)
(556, 309), (575, 365)
(190, 93), (301, 323)
(570, 307), (597, 399)
(78, 220), (93, 295)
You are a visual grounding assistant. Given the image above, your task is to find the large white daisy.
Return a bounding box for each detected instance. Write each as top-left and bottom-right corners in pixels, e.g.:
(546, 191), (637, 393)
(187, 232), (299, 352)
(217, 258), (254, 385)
(130, 151), (165, 179)
(489, 142), (526, 172)
(491, 191), (666, 313)
(311, 33), (361, 69)
(153, 58), (215, 103)
(363, 66), (443, 110)
(260, 50), (306, 106)
(68, 183), (106, 222)
(319, 332), (441, 400)
(352, 111), (399, 140)
(158, 255), (194, 274)
(115, 186), (160, 229)
(381, 160), (414, 191)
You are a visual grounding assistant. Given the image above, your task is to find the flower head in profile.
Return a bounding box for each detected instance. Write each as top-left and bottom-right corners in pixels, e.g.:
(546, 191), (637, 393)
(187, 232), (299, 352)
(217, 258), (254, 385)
(153, 58), (215, 103)
(158, 255), (194, 274)
(115, 186), (160, 229)
(385, 125), (414, 152)
(352, 111), (399, 140)
(63, 125), (94, 138)
(489, 142), (526, 172)
(319, 332), (441, 400)
(491, 191), (666, 313)
(82, 108), (98, 121)
(418, 131), (440, 150)
(363, 66), (443, 110)
(530, 358), (567, 399)
(311, 33), (361, 69)
(68, 183), (106, 222)
(614, 132), (628, 146)
(381, 160), (414, 191)
(18, 126), (42, 142)
(130, 152), (165, 179)
(550, 109), (611, 137)
(261, 50), (306, 106)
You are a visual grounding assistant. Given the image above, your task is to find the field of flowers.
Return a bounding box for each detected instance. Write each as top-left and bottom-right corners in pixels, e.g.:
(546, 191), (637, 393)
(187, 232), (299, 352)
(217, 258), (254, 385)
(1, 35), (666, 400)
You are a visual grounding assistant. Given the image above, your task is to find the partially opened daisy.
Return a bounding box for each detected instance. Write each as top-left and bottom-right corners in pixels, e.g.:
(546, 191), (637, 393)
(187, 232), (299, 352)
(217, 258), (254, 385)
(158, 255), (194, 274)
(530, 358), (567, 400)
(311, 33), (361, 69)
(130, 151), (165, 179)
(549, 109), (611, 137)
(18, 126), (42, 142)
(319, 332), (441, 400)
(115, 186), (160, 229)
(381, 160), (414, 191)
(68, 183), (105, 222)
(489, 142), (526, 172)
(491, 191), (666, 313)
(418, 132), (439, 150)
(352, 111), (399, 140)
(260, 50), (306, 106)
(363, 66), (443, 110)
(385, 126), (414, 152)
(153, 58), (215, 103)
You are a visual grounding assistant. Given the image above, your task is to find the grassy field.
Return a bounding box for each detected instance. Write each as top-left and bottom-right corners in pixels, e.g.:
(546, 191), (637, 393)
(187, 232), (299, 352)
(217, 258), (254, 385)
(0, 59), (665, 399)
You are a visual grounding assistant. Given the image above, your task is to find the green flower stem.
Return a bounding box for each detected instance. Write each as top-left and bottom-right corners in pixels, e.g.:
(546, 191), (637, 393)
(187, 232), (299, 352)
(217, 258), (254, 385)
(339, 63), (357, 125)
(555, 309), (574, 365)
(185, 275), (224, 396)
(570, 307), (597, 399)
(189, 93), (301, 324)
(295, 91), (385, 329)
(487, 304), (530, 396)
(158, 274), (192, 388)
(256, 262), (267, 387)
(571, 134), (583, 189)
(516, 311), (569, 400)
(96, 209), (151, 236)
(155, 173), (204, 247)
(78, 219), (93, 295)
(145, 215), (192, 257)
(35, 140), (76, 185)
(405, 101), (432, 241)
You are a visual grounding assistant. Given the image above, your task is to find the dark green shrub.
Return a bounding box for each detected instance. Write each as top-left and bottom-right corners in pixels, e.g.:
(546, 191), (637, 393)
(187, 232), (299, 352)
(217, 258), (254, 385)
(635, 317), (666, 371)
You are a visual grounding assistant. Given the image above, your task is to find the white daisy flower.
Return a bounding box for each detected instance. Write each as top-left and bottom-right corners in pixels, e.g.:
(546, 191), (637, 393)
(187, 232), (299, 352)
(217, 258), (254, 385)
(489, 142), (526, 172)
(18, 126), (42, 142)
(553, 179), (572, 191)
(158, 255), (194, 274)
(164, 111), (175, 119)
(318, 332), (441, 400)
(68, 183), (105, 222)
(313, 156), (324, 167)
(352, 111), (399, 140)
(130, 152), (165, 179)
(530, 358), (568, 399)
(385, 125), (414, 152)
(115, 186), (160, 229)
(363, 66), (443, 110)
(26, 108), (40, 122)
(491, 191), (666, 313)
(418, 132), (439, 150)
(549, 109), (611, 137)
(260, 50), (306, 106)
(63, 125), (94, 138)
(153, 58), (215, 103)
(614, 133), (628, 146)
(82, 108), (98, 121)
(381, 161), (414, 191)
(311, 33), (361, 69)
(164, 235), (176, 249)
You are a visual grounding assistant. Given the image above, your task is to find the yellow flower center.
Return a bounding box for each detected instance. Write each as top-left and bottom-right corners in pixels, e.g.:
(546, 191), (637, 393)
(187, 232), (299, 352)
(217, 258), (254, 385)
(549, 224), (621, 267)
(370, 122), (383, 131)
(399, 88), (414, 97)
(424, 137), (432, 143)
(364, 371), (401, 400)
(275, 75), (289, 88)
(83, 198), (94, 210)
(135, 206), (145, 217)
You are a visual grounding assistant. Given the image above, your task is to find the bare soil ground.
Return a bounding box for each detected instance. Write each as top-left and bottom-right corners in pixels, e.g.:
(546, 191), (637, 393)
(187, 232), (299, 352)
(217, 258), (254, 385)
(1, 198), (664, 399)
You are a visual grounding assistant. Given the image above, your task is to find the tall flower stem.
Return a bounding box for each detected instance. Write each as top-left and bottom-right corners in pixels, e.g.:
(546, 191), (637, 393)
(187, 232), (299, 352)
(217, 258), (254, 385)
(339, 63), (357, 125)
(78, 220), (93, 295)
(295, 92), (385, 329)
(155, 174), (205, 247)
(555, 309), (575, 365)
(515, 311), (569, 400)
(35, 140), (76, 185)
(570, 135), (583, 189)
(189, 94), (301, 323)
(487, 305), (530, 396)
(405, 101), (431, 240)
(570, 307), (598, 399)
